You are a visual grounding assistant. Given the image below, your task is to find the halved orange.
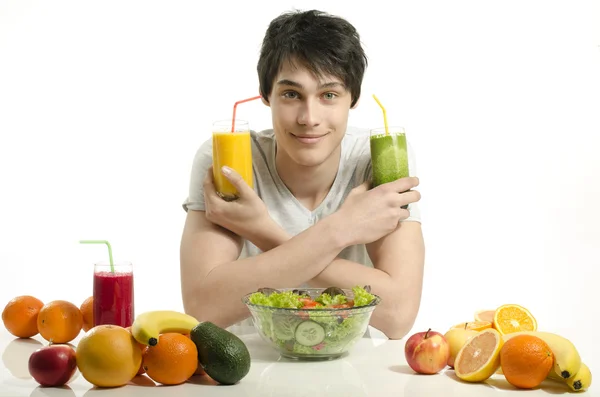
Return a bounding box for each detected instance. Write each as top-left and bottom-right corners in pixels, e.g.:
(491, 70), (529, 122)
(474, 309), (495, 324)
(454, 328), (504, 382)
(492, 304), (537, 335)
(451, 321), (492, 332)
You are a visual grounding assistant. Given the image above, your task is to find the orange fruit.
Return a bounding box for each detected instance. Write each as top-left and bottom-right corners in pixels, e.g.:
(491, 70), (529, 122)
(80, 296), (94, 332)
(454, 328), (504, 382)
(451, 321), (492, 332)
(125, 326), (147, 375)
(37, 300), (83, 344)
(500, 334), (554, 389)
(2, 295), (44, 338)
(76, 324), (142, 387)
(184, 333), (206, 376)
(474, 309), (495, 324)
(143, 333), (198, 385)
(493, 304), (537, 335)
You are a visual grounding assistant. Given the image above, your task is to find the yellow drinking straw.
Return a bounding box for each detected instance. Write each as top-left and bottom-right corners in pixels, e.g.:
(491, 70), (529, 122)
(372, 94), (389, 136)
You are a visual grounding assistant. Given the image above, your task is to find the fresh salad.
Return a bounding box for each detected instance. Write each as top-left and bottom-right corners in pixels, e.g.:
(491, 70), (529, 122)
(246, 286), (378, 356)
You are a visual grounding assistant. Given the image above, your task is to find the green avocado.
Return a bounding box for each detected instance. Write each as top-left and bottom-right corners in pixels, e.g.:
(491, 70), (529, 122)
(189, 321), (251, 385)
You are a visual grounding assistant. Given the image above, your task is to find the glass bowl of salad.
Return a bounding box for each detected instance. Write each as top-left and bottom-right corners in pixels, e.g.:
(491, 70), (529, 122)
(242, 285), (381, 360)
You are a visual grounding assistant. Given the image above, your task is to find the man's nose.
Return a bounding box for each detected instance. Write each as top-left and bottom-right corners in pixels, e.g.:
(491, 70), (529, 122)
(297, 98), (322, 127)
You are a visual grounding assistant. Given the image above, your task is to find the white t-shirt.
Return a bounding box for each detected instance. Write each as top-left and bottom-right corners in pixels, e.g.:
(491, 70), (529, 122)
(182, 126), (421, 266)
(182, 126), (421, 332)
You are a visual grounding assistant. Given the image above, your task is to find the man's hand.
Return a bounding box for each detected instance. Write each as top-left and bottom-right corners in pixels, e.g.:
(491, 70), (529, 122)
(336, 177), (421, 247)
(203, 166), (272, 240)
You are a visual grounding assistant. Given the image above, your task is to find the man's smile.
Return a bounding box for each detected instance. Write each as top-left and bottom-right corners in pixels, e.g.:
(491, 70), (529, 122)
(290, 132), (330, 144)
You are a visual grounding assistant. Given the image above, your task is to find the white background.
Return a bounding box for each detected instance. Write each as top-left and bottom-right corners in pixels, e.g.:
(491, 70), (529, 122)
(1, 0), (599, 352)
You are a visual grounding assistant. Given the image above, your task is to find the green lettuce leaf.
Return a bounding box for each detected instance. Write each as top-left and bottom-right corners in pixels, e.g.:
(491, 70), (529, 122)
(352, 286), (376, 307)
(315, 293), (347, 306)
(248, 290), (303, 308)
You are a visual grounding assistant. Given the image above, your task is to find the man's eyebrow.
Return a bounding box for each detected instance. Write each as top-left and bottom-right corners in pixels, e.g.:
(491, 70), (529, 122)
(276, 79), (303, 88)
(319, 82), (345, 89)
(276, 79), (345, 90)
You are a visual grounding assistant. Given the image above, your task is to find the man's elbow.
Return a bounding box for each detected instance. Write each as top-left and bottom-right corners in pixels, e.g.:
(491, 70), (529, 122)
(376, 308), (419, 340)
(379, 320), (414, 340)
(182, 291), (202, 321)
(182, 285), (213, 322)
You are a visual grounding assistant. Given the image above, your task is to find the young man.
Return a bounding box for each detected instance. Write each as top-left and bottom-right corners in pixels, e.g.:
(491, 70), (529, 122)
(180, 10), (424, 339)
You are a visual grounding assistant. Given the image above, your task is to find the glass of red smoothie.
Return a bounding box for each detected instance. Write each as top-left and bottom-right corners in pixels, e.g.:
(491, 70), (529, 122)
(93, 261), (134, 328)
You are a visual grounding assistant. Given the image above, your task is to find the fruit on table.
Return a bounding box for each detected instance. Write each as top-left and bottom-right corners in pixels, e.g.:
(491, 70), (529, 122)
(502, 330), (581, 380)
(474, 309), (495, 324)
(28, 344), (77, 387)
(125, 326), (147, 375)
(76, 324), (142, 387)
(454, 328), (503, 382)
(142, 333), (198, 385)
(500, 334), (554, 389)
(131, 310), (199, 346)
(548, 362), (593, 392)
(190, 321), (251, 385)
(79, 297), (94, 333)
(443, 325), (478, 368)
(493, 303), (537, 335)
(450, 321), (492, 332)
(2, 295), (44, 338)
(404, 328), (450, 374)
(37, 300), (83, 344)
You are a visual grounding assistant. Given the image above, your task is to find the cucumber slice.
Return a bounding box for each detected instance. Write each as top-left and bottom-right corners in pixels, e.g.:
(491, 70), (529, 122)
(294, 320), (325, 347)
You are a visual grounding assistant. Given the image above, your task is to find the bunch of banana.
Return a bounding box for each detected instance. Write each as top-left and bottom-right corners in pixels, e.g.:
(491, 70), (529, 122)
(547, 362), (592, 392)
(502, 331), (592, 392)
(131, 310), (199, 346)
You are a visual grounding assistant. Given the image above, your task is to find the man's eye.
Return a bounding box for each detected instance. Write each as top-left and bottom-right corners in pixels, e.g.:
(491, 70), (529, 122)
(323, 92), (337, 100)
(283, 91), (299, 99)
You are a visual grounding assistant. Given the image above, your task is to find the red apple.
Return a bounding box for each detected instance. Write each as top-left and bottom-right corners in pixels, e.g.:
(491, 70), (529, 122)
(404, 328), (450, 374)
(28, 344), (77, 387)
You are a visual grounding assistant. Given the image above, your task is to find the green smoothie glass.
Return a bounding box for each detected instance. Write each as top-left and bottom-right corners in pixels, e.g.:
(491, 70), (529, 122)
(370, 126), (410, 208)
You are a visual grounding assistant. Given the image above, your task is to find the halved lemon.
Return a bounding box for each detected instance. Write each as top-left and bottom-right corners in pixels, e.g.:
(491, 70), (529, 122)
(451, 321), (492, 332)
(454, 328), (503, 382)
(492, 304), (537, 335)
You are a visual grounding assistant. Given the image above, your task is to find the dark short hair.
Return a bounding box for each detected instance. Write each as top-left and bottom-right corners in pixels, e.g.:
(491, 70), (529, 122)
(257, 9), (368, 108)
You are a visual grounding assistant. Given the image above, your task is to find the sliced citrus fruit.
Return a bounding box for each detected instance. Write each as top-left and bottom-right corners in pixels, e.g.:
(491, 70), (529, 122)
(492, 304), (537, 335)
(474, 309), (495, 324)
(451, 321), (492, 332)
(454, 328), (503, 382)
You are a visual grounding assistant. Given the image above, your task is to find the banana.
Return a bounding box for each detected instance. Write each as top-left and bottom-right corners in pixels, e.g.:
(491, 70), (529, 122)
(566, 362), (592, 392)
(131, 310), (199, 346)
(502, 331), (581, 380)
(548, 362), (592, 392)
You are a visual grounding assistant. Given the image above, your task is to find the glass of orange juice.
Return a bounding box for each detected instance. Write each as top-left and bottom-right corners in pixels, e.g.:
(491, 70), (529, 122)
(212, 119), (254, 200)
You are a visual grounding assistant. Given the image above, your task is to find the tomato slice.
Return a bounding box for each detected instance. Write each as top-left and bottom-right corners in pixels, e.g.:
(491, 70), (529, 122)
(300, 299), (319, 308)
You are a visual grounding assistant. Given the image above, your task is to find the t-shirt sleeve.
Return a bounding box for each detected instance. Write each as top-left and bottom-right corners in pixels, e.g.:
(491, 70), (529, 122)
(182, 138), (213, 212)
(359, 140), (422, 223)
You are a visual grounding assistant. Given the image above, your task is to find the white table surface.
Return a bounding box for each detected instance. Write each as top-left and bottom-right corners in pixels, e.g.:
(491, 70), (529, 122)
(0, 325), (596, 397)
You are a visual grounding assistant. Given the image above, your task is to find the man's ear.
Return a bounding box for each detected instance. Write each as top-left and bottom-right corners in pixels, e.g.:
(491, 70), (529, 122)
(261, 91), (270, 107)
(351, 96), (360, 109)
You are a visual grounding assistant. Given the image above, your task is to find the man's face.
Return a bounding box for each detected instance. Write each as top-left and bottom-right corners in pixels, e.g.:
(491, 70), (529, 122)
(265, 61), (355, 168)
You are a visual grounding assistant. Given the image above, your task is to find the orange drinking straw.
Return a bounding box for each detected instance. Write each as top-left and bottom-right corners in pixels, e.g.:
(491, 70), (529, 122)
(231, 95), (262, 132)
